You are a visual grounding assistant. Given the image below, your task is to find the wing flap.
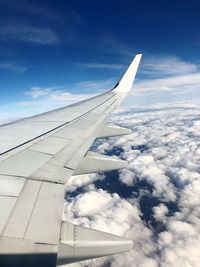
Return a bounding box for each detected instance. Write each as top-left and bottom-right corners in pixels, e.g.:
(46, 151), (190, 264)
(0, 196), (16, 233)
(2, 180), (65, 245)
(25, 182), (64, 244)
(2, 180), (42, 239)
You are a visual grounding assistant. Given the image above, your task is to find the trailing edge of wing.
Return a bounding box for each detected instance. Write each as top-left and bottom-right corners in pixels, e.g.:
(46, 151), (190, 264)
(113, 54), (142, 93)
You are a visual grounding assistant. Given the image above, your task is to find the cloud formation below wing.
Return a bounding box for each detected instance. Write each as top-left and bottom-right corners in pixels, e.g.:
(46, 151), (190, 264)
(64, 101), (200, 267)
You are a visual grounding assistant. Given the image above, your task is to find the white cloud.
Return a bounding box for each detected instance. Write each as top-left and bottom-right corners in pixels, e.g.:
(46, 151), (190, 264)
(65, 188), (157, 267)
(0, 77), (116, 120)
(0, 88), (97, 121)
(24, 77), (114, 102)
(133, 72), (200, 94)
(24, 87), (53, 99)
(142, 56), (197, 76)
(98, 37), (134, 58)
(0, 62), (28, 73)
(74, 79), (115, 92)
(77, 62), (125, 70)
(0, 1), (56, 18)
(119, 169), (137, 186)
(64, 101), (200, 267)
(0, 24), (59, 45)
(153, 204), (169, 223)
(66, 173), (105, 193)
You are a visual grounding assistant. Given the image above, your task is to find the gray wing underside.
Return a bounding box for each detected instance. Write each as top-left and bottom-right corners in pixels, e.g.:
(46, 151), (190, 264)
(0, 54), (142, 267)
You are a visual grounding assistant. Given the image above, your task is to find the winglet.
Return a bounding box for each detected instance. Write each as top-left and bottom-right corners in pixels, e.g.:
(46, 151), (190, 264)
(113, 54), (142, 93)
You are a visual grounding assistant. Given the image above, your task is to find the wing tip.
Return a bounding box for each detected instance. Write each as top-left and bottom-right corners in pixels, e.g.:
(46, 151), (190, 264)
(113, 53), (142, 93)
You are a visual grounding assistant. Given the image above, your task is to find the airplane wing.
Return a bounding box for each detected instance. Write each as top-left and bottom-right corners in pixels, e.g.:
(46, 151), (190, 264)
(0, 54), (142, 267)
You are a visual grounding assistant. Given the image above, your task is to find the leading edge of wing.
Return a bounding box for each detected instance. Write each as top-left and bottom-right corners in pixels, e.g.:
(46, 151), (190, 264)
(113, 54), (142, 93)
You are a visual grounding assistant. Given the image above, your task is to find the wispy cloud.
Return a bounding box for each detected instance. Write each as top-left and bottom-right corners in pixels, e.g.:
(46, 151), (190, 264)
(128, 56), (200, 103)
(134, 72), (200, 93)
(0, 90), (96, 120)
(75, 79), (115, 92)
(99, 37), (135, 58)
(0, 1), (82, 24)
(0, 0), (58, 19)
(0, 24), (60, 45)
(0, 77), (116, 120)
(77, 62), (125, 70)
(24, 78), (115, 101)
(23, 85), (97, 103)
(0, 62), (28, 73)
(0, 2), (82, 45)
(141, 56), (197, 76)
(97, 38), (197, 77)
(24, 87), (53, 99)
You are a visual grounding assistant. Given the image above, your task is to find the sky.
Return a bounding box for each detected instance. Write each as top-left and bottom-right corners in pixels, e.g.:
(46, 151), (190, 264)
(1, 0), (200, 119)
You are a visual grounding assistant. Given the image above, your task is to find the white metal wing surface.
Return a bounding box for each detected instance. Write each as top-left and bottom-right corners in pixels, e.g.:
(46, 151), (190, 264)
(0, 54), (142, 267)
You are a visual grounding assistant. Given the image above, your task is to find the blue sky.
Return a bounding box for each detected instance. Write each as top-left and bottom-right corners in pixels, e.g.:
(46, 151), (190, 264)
(1, 0), (200, 119)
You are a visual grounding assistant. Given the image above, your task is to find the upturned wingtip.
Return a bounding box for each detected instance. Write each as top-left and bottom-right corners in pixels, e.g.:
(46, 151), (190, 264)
(113, 54), (142, 93)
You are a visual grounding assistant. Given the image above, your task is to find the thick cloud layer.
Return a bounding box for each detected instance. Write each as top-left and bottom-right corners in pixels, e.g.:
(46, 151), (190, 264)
(64, 101), (200, 267)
